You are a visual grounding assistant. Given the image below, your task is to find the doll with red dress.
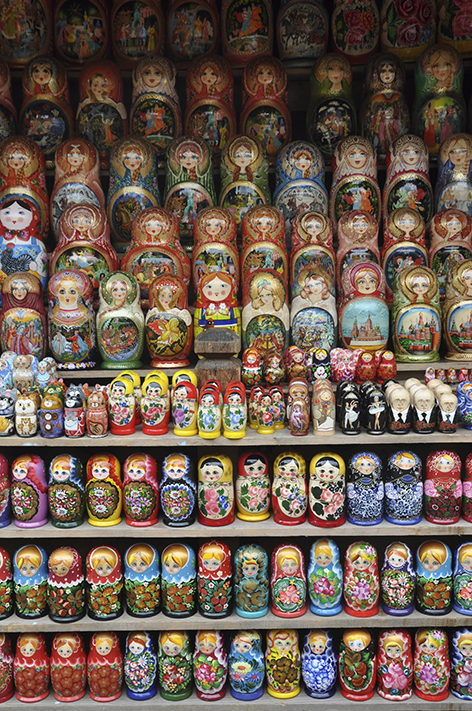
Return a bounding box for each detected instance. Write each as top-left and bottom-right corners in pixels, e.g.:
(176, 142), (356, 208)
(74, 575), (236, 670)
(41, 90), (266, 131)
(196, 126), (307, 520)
(0, 273), (46, 359)
(343, 541), (379, 617)
(0, 633), (14, 702)
(13, 634), (49, 702)
(87, 632), (123, 702)
(50, 633), (87, 702)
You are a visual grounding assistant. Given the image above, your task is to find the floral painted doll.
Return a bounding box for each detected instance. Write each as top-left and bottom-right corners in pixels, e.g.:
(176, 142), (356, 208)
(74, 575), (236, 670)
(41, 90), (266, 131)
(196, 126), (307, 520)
(265, 630), (301, 699)
(141, 374), (170, 436)
(193, 271), (241, 340)
(451, 629), (472, 700)
(414, 628), (450, 701)
(377, 630), (413, 700)
(197, 541), (232, 618)
(124, 543), (160, 617)
(235, 452), (270, 521)
(384, 450), (423, 525)
(87, 632), (123, 702)
(308, 453), (345, 527)
(453, 543), (472, 615)
(343, 541), (379, 617)
(0, 547), (12, 620)
(13, 634), (49, 702)
(13, 544), (48, 619)
(160, 452), (196, 527)
(123, 452), (159, 527)
(228, 630), (265, 700)
(424, 450), (462, 524)
(158, 631), (193, 701)
(233, 544), (269, 618)
(48, 454), (84, 529)
(380, 541), (416, 616)
(171, 380), (198, 436)
(47, 547), (85, 622)
(302, 630), (337, 698)
(307, 538), (343, 616)
(197, 454), (235, 526)
(193, 631), (227, 701)
(271, 544), (307, 618)
(272, 452), (307, 525)
(416, 540), (452, 615)
(161, 543), (196, 618)
(339, 629), (376, 700)
(124, 632), (157, 700)
(346, 451), (384, 526)
(50, 633), (87, 702)
(198, 383), (222, 439)
(86, 453), (122, 527)
(0, 634), (14, 703)
(11, 453), (47, 528)
(86, 545), (123, 620)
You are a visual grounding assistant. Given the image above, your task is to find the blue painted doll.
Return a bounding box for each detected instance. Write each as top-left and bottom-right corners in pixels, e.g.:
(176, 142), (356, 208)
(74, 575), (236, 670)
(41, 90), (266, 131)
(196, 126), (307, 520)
(385, 450), (423, 525)
(228, 630), (265, 700)
(302, 630), (337, 698)
(124, 543), (160, 617)
(416, 540), (452, 615)
(48, 454), (85, 528)
(161, 543), (196, 617)
(381, 541), (416, 616)
(13, 544), (48, 619)
(451, 629), (472, 700)
(346, 452), (384, 525)
(453, 543), (472, 615)
(307, 538), (343, 616)
(160, 453), (196, 527)
(124, 631), (158, 700)
(233, 544), (269, 618)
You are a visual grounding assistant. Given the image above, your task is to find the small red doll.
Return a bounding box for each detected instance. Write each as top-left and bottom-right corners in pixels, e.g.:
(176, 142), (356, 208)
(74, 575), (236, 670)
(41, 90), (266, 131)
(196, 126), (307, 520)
(424, 450), (462, 525)
(197, 540), (232, 618)
(0, 547), (13, 620)
(375, 349), (397, 383)
(50, 633), (87, 702)
(87, 632), (123, 702)
(13, 633), (49, 702)
(0, 634), (14, 703)
(123, 452), (159, 527)
(271, 544), (307, 618)
(344, 541), (379, 617)
(377, 630), (413, 701)
(47, 547), (85, 622)
(86, 545), (123, 620)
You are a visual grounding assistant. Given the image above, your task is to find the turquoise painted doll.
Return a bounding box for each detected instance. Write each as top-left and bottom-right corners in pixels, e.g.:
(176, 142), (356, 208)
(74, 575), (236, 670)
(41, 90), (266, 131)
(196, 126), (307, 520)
(307, 538), (343, 616)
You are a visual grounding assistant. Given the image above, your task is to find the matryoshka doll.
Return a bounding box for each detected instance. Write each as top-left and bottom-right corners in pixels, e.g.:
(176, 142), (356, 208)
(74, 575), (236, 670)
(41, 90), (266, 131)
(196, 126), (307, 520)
(336, 210), (380, 294)
(197, 454), (235, 526)
(97, 271), (144, 368)
(223, 381), (247, 438)
(436, 133), (472, 215)
(161, 543), (196, 617)
(122, 453), (158, 527)
(47, 269), (96, 369)
(277, 0), (328, 65)
(124, 543), (160, 617)
(307, 538), (343, 616)
(158, 631), (193, 700)
(110, 0), (164, 68)
(233, 543), (269, 618)
(302, 631), (337, 699)
(308, 452), (345, 527)
(416, 540), (452, 615)
(0, 634), (14, 702)
(272, 451), (307, 525)
(54, 0), (108, 65)
(39, 390), (64, 438)
(235, 451), (270, 521)
(0, 547), (12, 620)
(87, 632), (123, 702)
(343, 541), (379, 617)
(454, 543), (472, 615)
(265, 630), (301, 698)
(0, 59), (16, 138)
(160, 452), (196, 527)
(444, 259), (472, 360)
(377, 630), (413, 700)
(221, 0), (273, 65)
(382, 207), (428, 301)
(330, 136), (381, 225)
(13, 545), (48, 619)
(146, 276), (192, 367)
(48, 454), (84, 528)
(380, 0), (436, 61)
(463, 453), (472, 521)
(385, 450), (423, 524)
(50, 633), (87, 702)
(141, 372), (169, 435)
(11, 454), (47, 528)
(424, 450), (462, 524)
(306, 54), (356, 159)
(166, 0), (218, 62)
(241, 205), (287, 288)
(290, 211), (335, 294)
(86, 386), (108, 437)
(197, 540), (232, 618)
(291, 268), (336, 355)
(242, 269), (289, 353)
(0, 274), (46, 359)
(193, 270), (241, 340)
(331, 0), (379, 64)
(108, 376), (136, 435)
(451, 629), (472, 699)
(430, 209), (472, 300)
(13, 634), (49, 702)
(193, 630), (227, 700)
(198, 381), (222, 440)
(0, 197), (48, 294)
(383, 133), (433, 223)
(124, 632), (157, 700)
(85, 453), (122, 527)
(47, 547), (85, 622)
(381, 541), (416, 615)
(171, 375), (198, 435)
(339, 629), (376, 700)
(270, 544), (306, 618)
(86, 545), (123, 620)
(228, 630), (264, 700)
(346, 452), (384, 526)
(414, 628), (450, 701)
(192, 206), (239, 290)
(76, 59), (128, 169)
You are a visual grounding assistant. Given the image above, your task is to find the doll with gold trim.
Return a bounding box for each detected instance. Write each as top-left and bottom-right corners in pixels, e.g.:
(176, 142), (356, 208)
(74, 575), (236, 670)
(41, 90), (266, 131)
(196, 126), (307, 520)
(339, 629), (376, 700)
(197, 454), (234, 526)
(265, 629), (301, 699)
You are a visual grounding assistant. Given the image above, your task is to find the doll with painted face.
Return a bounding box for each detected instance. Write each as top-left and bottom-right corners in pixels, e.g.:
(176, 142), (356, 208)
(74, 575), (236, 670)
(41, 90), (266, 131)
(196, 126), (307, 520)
(339, 629), (376, 700)
(161, 543), (197, 618)
(0, 59), (16, 138)
(0, 547), (12, 621)
(430, 209), (472, 301)
(235, 452), (270, 521)
(265, 630), (301, 699)
(416, 540), (452, 615)
(233, 543), (269, 618)
(13, 545), (48, 619)
(198, 381), (222, 439)
(382, 207), (427, 301)
(344, 541), (379, 617)
(436, 134), (472, 215)
(47, 547), (85, 622)
(444, 258), (472, 360)
(307, 538), (343, 616)
(123, 452), (159, 527)
(0, 633), (14, 703)
(308, 453), (345, 527)
(192, 206), (238, 288)
(140, 373), (169, 436)
(87, 632), (123, 702)
(451, 629), (472, 700)
(48, 454), (84, 529)
(339, 261), (389, 353)
(86, 453), (122, 527)
(86, 545), (123, 620)
(124, 632), (157, 700)
(50, 633), (87, 702)
(86, 386), (108, 437)
(453, 543), (472, 615)
(346, 452), (384, 526)
(0, 273), (46, 359)
(424, 450), (462, 524)
(160, 452), (196, 527)
(228, 630), (264, 700)
(241, 205), (287, 287)
(197, 454), (235, 526)
(13, 634), (49, 702)
(383, 133), (433, 222)
(272, 452), (307, 525)
(11, 453), (47, 529)
(377, 630), (413, 700)
(336, 210), (380, 297)
(412, 385), (438, 434)
(290, 212), (335, 298)
(330, 136), (381, 225)
(145, 276), (193, 368)
(197, 541), (232, 618)
(271, 544), (307, 618)
(301, 630), (337, 698)
(242, 269), (290, 354)
(193, 630), (227, 700)
(194, 270), (241, 340)
(381, 541), (416, 615)
(158, 631), (193, 701)
(414, 628), (450, 701)
(124, 543), (160, 617)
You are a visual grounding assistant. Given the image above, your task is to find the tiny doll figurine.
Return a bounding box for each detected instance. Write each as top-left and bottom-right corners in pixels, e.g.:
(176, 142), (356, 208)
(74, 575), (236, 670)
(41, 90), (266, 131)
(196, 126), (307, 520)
(198, 381), (222, 439)
(197, 454), (235, 526)
(229, 630), (265, 700)
(416, 541), (452, 615)
(344, 541), (379, 617)
(271, 544), (307, 618)
(124, 632), (157, 700)
(124, 543), (160, 617)
(160, 452), (196, 527)
(221, 0), (273, 65)
(222, 381), (247, 439)
(0, 273), (46, 359)
(386, 385), (412, 434)
(242, 348), (263, 387)
(412, 386), (437, 433)
(235, 452), (270, 521)
(346, 452), (384, 526)
(385, 450), (423, 525)
(265, 630), (301, 699)
(414, 628), (450, 701)
(86, 453), (122, 527)
(263, 350), (285, 384)
(193, 630), (227, 701)
(381, 541), (416, 616)
(47, 547), (85, 622)
(377, 630), (413, 700)
(13, 634), (49, 702)
(383, 134), (433, 222)
(86, 545), (123, 621)
(0, 634), (14, 703)
(158, 631), (193, 701)
(308, 453), (345, 527)
(424, 450), (462, 524)
(86, 386), (108, 437)
(0, 455), (9, 529)
(248, 384), (263, 429)
(63, 383), (86, 438)
(140, 373), (169, 436)
(257, 389), (275, 435)
(11, 454), (47, 529)
(454, 544), (472, 615)
(108, 375), (136, 435)
(39, 391), (64, 438)
(172, 378), (198, 435)
(13, 545), (48, 619)
(331, 136), (381, 224)
(339, 629), (376, 700)
(307, 539), (343, 616)
(272, 452), (307, 525)
(50, 633), (87, 702)
(233, 543), (269, 618)
(48, 454), (84, 529)
(0, 384), (16, 437)
(302, 630), (337, 698)
(145, 276), (193, 368)
(123, 453), (159, 527)
(339, 388), (361, 435)
(87, 632), (123, 702)
(161, 543), (197, 618)
(437, 392), (460, 433)
(451, 629), (472, 700)
(197, 541), (232, 618)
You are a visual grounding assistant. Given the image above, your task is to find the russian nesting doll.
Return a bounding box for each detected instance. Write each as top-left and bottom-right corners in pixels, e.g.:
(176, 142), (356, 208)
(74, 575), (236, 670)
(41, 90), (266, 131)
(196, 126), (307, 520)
(336, 209), (380, 293)
(11, 454), (47, 528)
(48, 454), (84, 528)
(97, 271), (145, 368)
(86, 545), (123, 620)
(451, 629), (472, 700)
(13, 634), (49, 703)
(172, 379), (198, 435)
(277, 0), (328, 65)
(331, 0), (379, 64)
(381, 541), (416, 615)
(414, 628), (450, 701)
(0, 547), (12, 621)
(124, 632), (158, 700)
(192, 205), (238, 287)
(161, 543), (197, 618)
(344, 541), (379, 617)
(454, 543), (472, 615)
(444, 259), (472, 359)
(307, 538), (343, 616)
(166, 0), (219, 61)
(0, 455), (9, 529)
(233, 543), (269, 618)
(241, 205), (287, 289)
(301, 630), (337, 698)
(193, 270), (241, 340)
(198, 382), (222, 439)
(383, 133), (433, 222)
(197, 454), (235, 526)
(424, 450), (462, 524)
(0, 273), (46, 359)
(87, 632), (123, 702)
(123, 453), (158, 527)
(145, 276), (192, 368)
(39, 390), (64, 438)
(110, 0), (164, 68)
(159, 452), (196, 527)
(50, 633), (87, 703)
(158, 631), (193, 701)
(346, 452), (384, 526)
(221, 0), (273, 65)
(464, 453), (472, 522)
(228, 631), (265, 701)
(235, 452), (270, 521)
(331, 136), (381, 224)
(0, 59), (16, 138)
(140, 373), (169, 436)
(308, 453), (345, 527)
(377, 630), (413, 700)
(270, 544), (306, 618)
(63, 383), (86, 438)
(416, 540), (453, 615)
(85, 453), (122, 527)
(13, 545), (48, 619)
(380, 0), (436, 61)
(430, 209), (472, 300)
(339, 629), (376, 700)
(242, 269), (289, 354)
(265, 630), (301, 699)
(222, 381), (247, 439)
(86, 386), (108, 437)
(47, 547), (85, 622)
(382, 208), (427, 302)
(193, 630), (227, 701)
(272, 451), (307, 525)
(0, 634), (14, 703)
(124, 543), (160, 617)
(197, 541), (232, 618)
(54, 0), (108, 65)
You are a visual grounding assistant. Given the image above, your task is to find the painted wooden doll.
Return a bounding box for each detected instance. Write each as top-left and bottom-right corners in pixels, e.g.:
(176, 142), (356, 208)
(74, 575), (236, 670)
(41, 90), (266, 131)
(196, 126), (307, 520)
(346, 451), (384, 526)
(193, 206), (238, 288)
(277, 0), (328, 65)
(97, 271), (144, 368)
(331, 0), (379, 65)
(331, 136), (381, 225)
(13, 633), (49, 702)
(272, 451), (307, 525)
(377, 630), (413, 700)
(344, 541), (379, 617)
(124, 632), (157, 700)
(166, 0), (219, 62)
(301, 630), (337, 698)
(430, 209), (472, 301)
(197, 454), (234, 526)
(0, 59), (16, 138)
(380, 0), (436, 61)
(172, 379), (198, 435)
(383, 133), (433, 223)
(124, 543), (160, 617)
(308, 453), (345, 527)
(0, 273), (46, 359)
(382, 207), (428, 301)
(414, 628), (450, 701)
(86, 545), (123, 620)
(393, 265), (441, 361)
(39, 390), (64, 439)
(385, 450), (423, 525)
(13, 545), (48, 619)
(0, 547), (12, 621)
(198, 381), (222, 439)
(158, 631), (193, 701)
(54, 0), (108, 65)
(11, 454), (47, 528)
(336, 211), (380, 295)
(307, 538), (343, 616)
(454, 543), (472, 615)
(161, 543), (196, 618)
(107, 376), (136, 435)
(451, 629), (472, 700)
(86, 386), (108, 437)
(339, 629), (376, 700)
(241, 204), (287, 285)
(145, 276), (192, 367)
(221, 0), (273, 65)
(50, 633), (87, 702)
(47, 269), (96, 369)
(160, 452), (196, 527)
(228, 630), (264, 700)
(123, 452), (158, 527)
(193, 630), (227, 700)
(0, 634), (14, 703)
(223, 381), (247, 438)
(193, 270), (241, 340)
(243, 269), (289, 353)
(416, 541), (452, 615)
(48, 454), (84, 528)
(290, 212), (334, 296)
(235, 452), (270, 521)
(197, 540), (232, 618)
(87, 632), (123, 702)
(424, 450), (462, 524)
(111, 0), (164, 68)
(0, 384), (15, 438)
(0, 201), (48, 298)
(463, 453), (472, 521)
(444, 259), (472, 359)
(233, 543), (269, 618)
(436, 133), (472, 215)
(76, 59), (128, 169)
(339, 261), (389, 353)
(86, 453), (122, 527)
(265, 630), (301, 699)
(291, 267), (336, 354)
(47, 547), (85, 622)
(271, 544), (306, 618)
(140, 373), (169, 436)
(381, 541), (416, 615)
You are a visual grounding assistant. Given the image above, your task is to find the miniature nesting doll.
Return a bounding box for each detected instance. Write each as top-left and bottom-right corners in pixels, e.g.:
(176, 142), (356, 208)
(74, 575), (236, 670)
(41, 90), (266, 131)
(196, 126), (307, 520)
(346, 452), (384, 526)
(172, 378), (198, 435)
(39, 390), (64, 438)
(416, 541), (452, 615)
(97, 271), (144, 368)
(54, 0), (108, 65)
(140, 373), (169, 435)
(0, 273), (46, 359)
(265, 630), (301, 698)
(47, 547), (85, 622)
(270, 544), (306, 618)
(454, 544), (472, 615)
(307, 538), (343, 616)
(13, 634), (49, 703)
(308, 453), (345, 527)
(223, 381), (247, 438)
(430, 209), (472, 300)
(451, 629), (472, 700)
(197, 454), (234, 526)
(330, 136), (381, 224)
(242, 351), (262, 389)
(13, 545), (48, 619)
(160, 452), (196, 526)
(435, 133), (472, 215)
(377, 630), (413, 700)
(0, 634), (14, 703)
(221, 0), (273, 65)
(233, 543), (269, 618)
(197, 541), (232, 618)
(161, 543), (196, 617)
(166, 0), (219, 62)
(228, 630), (264, 700)
(50, 633), (87, 703)
(444, 259), (472, 359)
(338, 261), (389, 352)
(277, 0), (328, 65)
(381, 541), (416, 615)
(193, 630), (227, 700)
(344, 541), (379, 617)
(464, 454), (472, 520)
(11, 454), (47, 528)
(382, 208), (428, 301)
(86, 545), (123, 620)
(110, 0), (164, 68)
(235, 452), (269, 521)
(0, 60), (16, 138)
(424, 450), (462, 524)
(242, 269), (290, 353)
(336, 211), (380, 297)
(0, 548), (12, 620)
(86, 386), (108, 437)
(158, 631), (193, 700)
(385, 450), (423, 524)
(383, 133), (433, 221)
(107, 376), (136, 435)
(86, 453), (122, 527)
(414, 628), (450, 701)
(124, 632), (158, 701)
(48, 454), (84, 528)
(331, 0), (379, 65)
(124, 543), (160, 617)
(339, 630), (376, 700)
(193, 271), (241, 340)
(77, 59), (128, 169)
(272, 452), (307, 525)
(87, 632), (123, 702)
(123, 453), (159, 527)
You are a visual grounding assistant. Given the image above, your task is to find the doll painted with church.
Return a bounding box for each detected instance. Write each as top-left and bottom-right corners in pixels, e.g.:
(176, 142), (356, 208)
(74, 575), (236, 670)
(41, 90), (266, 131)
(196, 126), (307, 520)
(228, 630), (265, 700)
(383, 133), (433, 223)
(302, 630), (337, 698)
(451, 629), (472, 700)
(242, 269), (289, 354)
(430, 208), (472, 300)
(444, 258), (472, 359)
(382, 207), (427, 301)
(124, 543), (160, 617)
(330, 135), (381, 225)
(416, 540), (452, 615)
(435, 133), (472, 215)
(233, 543), (269, 618)
(307, 538), (343, 616)
(381, 541), (416, 615)
(336, 210), (380, 294)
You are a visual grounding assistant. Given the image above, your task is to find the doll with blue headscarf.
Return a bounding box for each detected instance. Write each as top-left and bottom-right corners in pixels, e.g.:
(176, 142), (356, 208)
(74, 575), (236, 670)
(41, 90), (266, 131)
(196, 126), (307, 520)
(124, 543), (160, 617)
(228, 630), (264, 700)
(307, 538), (343, 616)
(13, 544), (48, 618)
(124, 631), (158, 700)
